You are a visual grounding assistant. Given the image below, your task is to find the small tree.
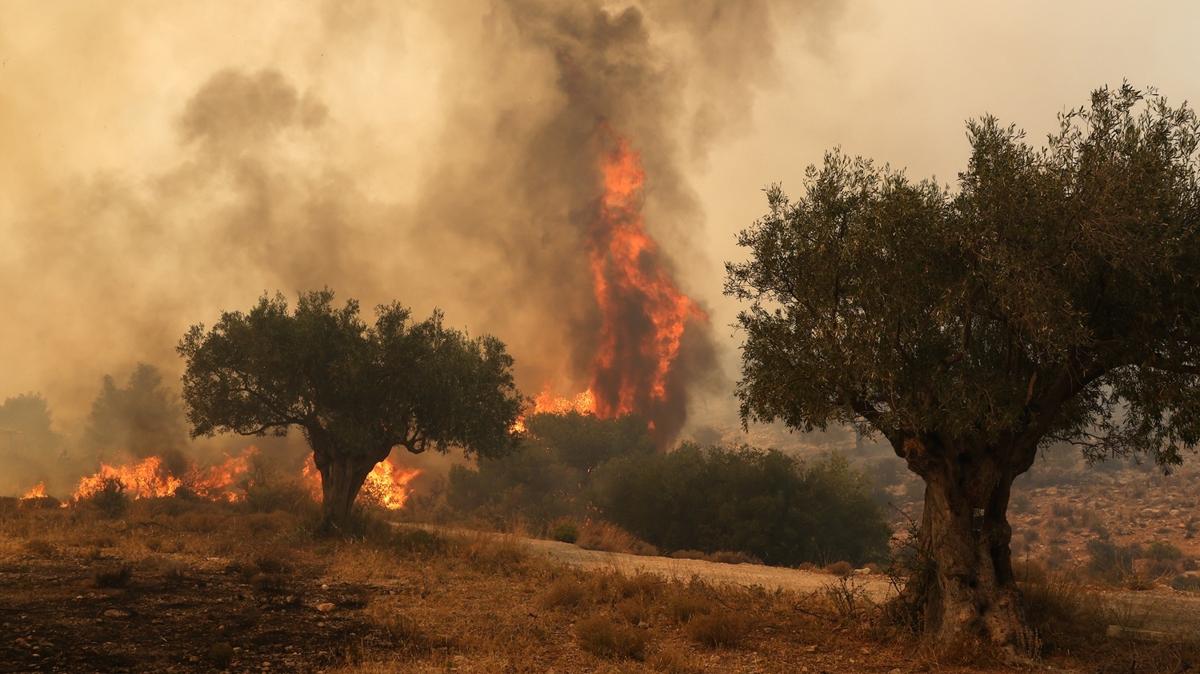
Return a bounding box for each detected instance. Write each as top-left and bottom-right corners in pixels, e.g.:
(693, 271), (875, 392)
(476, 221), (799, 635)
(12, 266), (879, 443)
(726, 85), (1200, 655)
(178, 290), (522, 530)
(84, 363), (189, 474)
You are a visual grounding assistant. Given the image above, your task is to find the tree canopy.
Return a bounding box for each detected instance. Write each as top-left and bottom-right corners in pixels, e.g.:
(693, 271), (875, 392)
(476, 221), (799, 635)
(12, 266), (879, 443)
(178, 290), (523, 527)
(728, 84), (1200, 469)
(726, 84), (1200, 654)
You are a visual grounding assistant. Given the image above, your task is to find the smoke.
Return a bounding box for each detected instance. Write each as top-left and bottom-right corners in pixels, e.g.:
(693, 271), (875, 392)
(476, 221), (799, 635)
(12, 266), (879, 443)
(0, 0), (839, 491)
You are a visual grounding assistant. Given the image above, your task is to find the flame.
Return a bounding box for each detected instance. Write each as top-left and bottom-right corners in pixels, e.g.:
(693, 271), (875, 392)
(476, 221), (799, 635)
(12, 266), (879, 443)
(300, 455), (421, 510)
(73, 456), (183, 501)
(514, 128), (704, 440)
(21, 482), (47, 500)
(585, 128), (704, 421)
(69, 448), (257, 503)
(186, 448), (258, 502)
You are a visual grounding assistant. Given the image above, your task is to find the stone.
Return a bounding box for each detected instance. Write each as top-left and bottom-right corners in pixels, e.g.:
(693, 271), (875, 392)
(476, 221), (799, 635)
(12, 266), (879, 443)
(101, 609), (129, 619)
(316, 602), (336, 613)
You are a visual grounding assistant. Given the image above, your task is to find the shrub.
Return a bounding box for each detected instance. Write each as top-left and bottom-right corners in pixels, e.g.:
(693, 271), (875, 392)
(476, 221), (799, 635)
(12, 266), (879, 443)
(86, 478), (130, 518)
(447, 413), (653, 528)
(539, 577), (587, 609)
(549, 519), (579, 544)
(243, 479), (314, 515)
(576, 521), (658, 556)
(1147, 540), (1184, 561)
(389, 527), (446, 556)
(648, 646), (701, 674)
(590, 446), (889, 566)
(824, 561), (854, 577)
(685, 611), (749, 648)
(706, 550), (761, 565)
(575, 615), (648, 660)
(1169, 575), (1200, 593)
(665, 591), (713, 624)
(1086, 539), (1139, 582)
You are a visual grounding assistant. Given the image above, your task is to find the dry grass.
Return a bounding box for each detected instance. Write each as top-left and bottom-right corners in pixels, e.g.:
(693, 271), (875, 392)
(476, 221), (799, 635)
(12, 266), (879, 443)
(574, 615), (648, 660)
(576, 520), (659, 555)
(684, 610), (750, 648)
(3, 498), (1197, 673)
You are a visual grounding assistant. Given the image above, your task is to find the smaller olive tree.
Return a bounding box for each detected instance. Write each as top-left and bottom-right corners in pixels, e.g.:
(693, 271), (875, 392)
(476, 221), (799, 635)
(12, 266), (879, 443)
(178, 290), (523, 529)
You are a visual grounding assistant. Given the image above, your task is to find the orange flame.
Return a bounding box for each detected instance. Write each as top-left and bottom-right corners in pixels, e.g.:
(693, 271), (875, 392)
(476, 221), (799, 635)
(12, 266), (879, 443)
(587, 128), (704, 420)
(300, 455), (421, 510)
(73, 456), (183, 501)
(69, 448), (257, 503)
(21, 482), (47, 500)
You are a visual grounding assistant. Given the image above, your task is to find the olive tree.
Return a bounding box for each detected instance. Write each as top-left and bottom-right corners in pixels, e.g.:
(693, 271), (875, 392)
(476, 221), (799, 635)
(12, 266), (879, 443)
(178, 290), (523, 529)
(726, 85), (1200, 655)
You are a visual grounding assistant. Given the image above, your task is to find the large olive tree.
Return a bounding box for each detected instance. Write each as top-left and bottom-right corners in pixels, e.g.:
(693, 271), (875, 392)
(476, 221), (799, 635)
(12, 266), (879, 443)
(178, 290), (523, 529)
(726, 85), (1200, 655)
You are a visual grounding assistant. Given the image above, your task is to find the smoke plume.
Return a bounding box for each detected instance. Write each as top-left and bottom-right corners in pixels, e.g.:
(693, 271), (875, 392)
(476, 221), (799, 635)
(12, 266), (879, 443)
(0, 0), (839, 490)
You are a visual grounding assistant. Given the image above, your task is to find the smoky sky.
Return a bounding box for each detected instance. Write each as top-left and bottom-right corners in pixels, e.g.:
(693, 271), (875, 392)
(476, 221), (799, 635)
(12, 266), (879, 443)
(0, 0), (838, 457)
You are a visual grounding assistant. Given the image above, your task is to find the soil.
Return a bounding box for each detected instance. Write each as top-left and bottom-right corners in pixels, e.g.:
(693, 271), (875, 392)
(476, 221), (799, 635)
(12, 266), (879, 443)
(0, 550), (384, 673)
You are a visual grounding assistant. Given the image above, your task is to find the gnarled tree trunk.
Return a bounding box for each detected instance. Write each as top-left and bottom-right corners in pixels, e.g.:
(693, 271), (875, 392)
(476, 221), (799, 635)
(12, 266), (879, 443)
(313, 450), (378, 532)
(897, 439), (1038, 660)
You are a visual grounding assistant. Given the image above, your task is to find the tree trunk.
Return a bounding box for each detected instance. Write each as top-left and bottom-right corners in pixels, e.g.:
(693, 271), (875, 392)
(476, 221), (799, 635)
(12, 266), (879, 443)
(899, 450), (1038, 660)
(315, 452), (376, 532)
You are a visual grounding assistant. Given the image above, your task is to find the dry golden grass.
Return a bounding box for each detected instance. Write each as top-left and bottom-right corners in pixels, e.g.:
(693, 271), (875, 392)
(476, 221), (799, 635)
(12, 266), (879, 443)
(3, 499), (1197, 673)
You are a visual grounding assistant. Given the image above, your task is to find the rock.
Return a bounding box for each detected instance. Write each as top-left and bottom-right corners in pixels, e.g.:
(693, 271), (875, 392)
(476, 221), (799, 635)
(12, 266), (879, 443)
(101, 609), (129, 618)
(316, 602), (336, 613)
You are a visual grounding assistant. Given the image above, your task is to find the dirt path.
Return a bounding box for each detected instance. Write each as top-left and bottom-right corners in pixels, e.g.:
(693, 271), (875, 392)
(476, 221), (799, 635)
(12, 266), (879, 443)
(426, 525), (1200, 640)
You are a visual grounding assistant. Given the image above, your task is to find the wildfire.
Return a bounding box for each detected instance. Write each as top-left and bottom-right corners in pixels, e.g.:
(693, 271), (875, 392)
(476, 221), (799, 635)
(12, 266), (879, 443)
(300, 455), (421, 510)
(70, 448), (258, 503)
(589, 129), (703, 418)
(21, 482), (47, 500)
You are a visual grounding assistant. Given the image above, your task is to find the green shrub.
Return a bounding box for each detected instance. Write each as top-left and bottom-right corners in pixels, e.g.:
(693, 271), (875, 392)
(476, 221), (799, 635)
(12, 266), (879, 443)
(590, 446), (890, 566)
(1147, 540), (1183, 561)
(550, 519), (579, 544)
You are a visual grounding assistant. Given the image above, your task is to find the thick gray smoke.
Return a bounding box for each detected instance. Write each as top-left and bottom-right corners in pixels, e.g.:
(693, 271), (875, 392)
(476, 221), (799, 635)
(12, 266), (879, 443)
(0, 0), (839, 492)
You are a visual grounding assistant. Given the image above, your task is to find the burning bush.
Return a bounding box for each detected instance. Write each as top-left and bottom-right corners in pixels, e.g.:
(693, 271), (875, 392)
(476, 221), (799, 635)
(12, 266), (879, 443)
(590, 446), (890, 566)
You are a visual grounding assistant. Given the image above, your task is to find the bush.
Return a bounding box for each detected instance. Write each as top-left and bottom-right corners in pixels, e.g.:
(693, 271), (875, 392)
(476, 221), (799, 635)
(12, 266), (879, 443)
(685, 611), (749, 648)
(549, 519), (579, 544)
(575, 615), (647, 660)
(1169, 575), (1200, 593)
(1147, 540), (1184, 561)
(86, 477), (130, 518)
(1086, 539), (1139, 582)
(591, 446), (890, 566)
(447, 413), (653, 528)
(539, 577), (587, 609)
(665, 591), (712, 624)
(577, 521), (658, 556)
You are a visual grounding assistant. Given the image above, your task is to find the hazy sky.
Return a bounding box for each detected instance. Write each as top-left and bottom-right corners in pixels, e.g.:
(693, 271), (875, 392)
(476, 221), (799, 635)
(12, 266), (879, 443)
(3, 0), (1199, 429)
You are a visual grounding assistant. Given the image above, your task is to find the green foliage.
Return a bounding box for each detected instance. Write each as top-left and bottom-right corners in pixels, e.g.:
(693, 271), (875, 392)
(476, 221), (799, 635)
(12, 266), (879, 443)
(550, 519), (579, 543)
(179, 290), (522, 461)
(447, 412), (652, 527)
(727, 83), (1200, 467)
(590, 445), (890, 566)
